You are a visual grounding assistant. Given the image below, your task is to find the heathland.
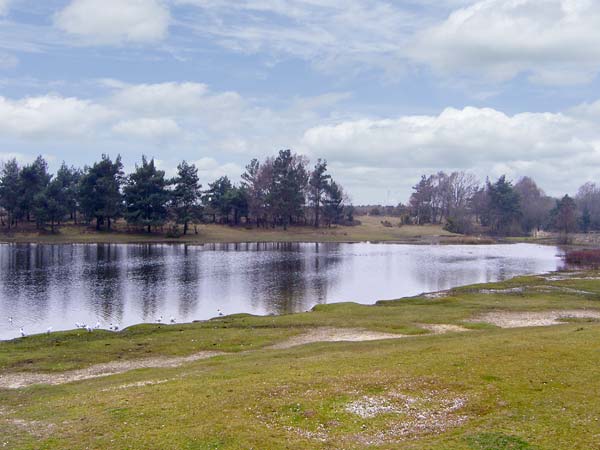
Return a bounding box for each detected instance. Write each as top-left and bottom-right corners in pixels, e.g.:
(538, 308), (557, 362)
(2, 270), (600, 449)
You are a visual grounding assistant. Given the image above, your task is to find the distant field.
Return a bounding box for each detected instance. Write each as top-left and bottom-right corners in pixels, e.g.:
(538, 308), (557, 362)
(0, 215), (487, 245)
(2, 271), (600, 448)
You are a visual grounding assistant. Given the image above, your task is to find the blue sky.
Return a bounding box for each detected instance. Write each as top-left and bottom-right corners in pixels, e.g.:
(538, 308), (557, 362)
(1, 0), (600, 204)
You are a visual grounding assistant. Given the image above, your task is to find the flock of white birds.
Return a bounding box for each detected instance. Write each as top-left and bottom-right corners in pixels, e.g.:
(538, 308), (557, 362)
(8, 307), (226, 339)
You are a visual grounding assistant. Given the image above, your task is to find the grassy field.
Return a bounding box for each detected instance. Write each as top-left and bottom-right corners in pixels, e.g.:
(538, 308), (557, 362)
(0, 216), (492, 245)
(2, 271), (600, 448)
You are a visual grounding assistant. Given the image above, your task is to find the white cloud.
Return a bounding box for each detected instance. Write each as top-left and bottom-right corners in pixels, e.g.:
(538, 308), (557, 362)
(192, 157), (243, 182)
(4, 81), (600, 203)
(177, 0), (600, 85)
(113, 117), (181, 140)
(0, 94), (113, 138)
(411, 0), (600, 85)
(301, 104), (600, 200)
(109, 81), (242, 117)
(177, 0), (418, 75)
(55, 0), (170, 45)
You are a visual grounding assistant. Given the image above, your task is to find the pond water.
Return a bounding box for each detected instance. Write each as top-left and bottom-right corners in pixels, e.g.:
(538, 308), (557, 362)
(0, 242), (563, 340)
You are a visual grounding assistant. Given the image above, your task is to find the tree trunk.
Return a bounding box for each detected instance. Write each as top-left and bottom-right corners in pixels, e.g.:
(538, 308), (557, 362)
(147, 224), (151, 233)
(183, 221), (188, 235)
(107, 217), (111, 231)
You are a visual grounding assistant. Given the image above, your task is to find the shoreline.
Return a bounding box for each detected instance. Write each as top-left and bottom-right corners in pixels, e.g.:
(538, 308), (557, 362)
(3, 264), (566, 343)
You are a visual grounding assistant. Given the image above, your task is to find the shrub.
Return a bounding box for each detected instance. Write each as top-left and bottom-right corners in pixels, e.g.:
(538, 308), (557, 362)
(565, 249), (600, 267)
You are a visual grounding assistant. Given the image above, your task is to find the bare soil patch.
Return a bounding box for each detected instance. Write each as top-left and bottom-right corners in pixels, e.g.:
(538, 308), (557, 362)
(472, 309), (600, 328)
(269, 328), (407, 350)
(0, 351), (224, 389)
(419, 324), (470, 334)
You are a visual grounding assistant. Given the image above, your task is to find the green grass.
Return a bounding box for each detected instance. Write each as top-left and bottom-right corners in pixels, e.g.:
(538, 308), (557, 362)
(0, 216), (481, 245)
(2, 271), (600, 448)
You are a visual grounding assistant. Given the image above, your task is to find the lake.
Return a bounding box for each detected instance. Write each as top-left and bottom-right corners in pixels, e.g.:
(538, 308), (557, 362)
(0, 242), (563, 340)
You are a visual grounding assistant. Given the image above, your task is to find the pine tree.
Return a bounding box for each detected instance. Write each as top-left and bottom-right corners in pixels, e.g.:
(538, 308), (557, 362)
(123, 157), (170, 233)
(269, 149), (308, 230)
(79, 154), (124, 230)
(172, 161), (202, 235)
(308, 159), (331, 228)
(19, 155), (50, 223)
(0, 159), (21, 229)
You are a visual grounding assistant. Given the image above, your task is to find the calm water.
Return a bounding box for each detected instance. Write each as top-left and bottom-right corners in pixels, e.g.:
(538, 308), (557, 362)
(0, 242), (563, 340)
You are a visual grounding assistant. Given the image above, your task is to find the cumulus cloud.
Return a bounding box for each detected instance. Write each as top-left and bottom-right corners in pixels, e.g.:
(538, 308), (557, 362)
(3, 81), (600, 203)
(113, 117), (181, 140)
(411, 0), (600, 85)
(0, 94), (113, 138)
(175, 0), (600, 85)
(109, 81), (243, 118)
(55, 0), (170, 45)
(300, 104), (600, 201)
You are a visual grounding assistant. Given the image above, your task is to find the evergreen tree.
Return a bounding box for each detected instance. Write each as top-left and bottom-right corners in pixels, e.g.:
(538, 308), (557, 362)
(227, 186), (249, 225)
(0, 159), (21, 229)
(79, 154), (124, 230)
(19, 155), (50, 222)
(33, 177), (69, 232)
(55, 162), (82, 222)
(123, 157), (170, 233)
(172, 161), (202, 235)
(308, 159), (331, 228)
(269, 149), (308, 230)
(486, 175), (521, 235)
(323, 180), (344, 226)
(203, 176), (234, 223)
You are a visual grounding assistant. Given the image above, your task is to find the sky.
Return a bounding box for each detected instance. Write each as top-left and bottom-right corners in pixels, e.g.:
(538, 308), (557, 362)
(1, 0), (600, 204)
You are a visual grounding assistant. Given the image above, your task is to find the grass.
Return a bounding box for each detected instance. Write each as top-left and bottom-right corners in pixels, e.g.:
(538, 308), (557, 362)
(0, 215), (489, 245)
(2, 271), (600, 448)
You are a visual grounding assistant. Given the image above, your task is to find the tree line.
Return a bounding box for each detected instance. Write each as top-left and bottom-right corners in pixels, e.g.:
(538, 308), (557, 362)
(0, 150), (351, 234)
(397, 172), (584, 237)
(361, 171), (591, 238)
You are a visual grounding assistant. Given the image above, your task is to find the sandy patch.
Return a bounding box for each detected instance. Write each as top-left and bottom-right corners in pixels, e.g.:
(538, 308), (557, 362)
(479, 287), (524, 294)
(345, 389), (468, 445)
(422, 291), (450, 299)
(100, 378), (171, 392)
(269, 328), (407, 350)
(532, 285), (595, 295)
(0, 351), (224, 389)
(419, 324), (470, 334)
(472, 310), (600, 328)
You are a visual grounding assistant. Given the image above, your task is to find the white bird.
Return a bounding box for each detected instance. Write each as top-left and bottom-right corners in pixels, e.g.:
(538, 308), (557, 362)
(114, 324), (119, 331)
(95, 321), (101, 329)
(86, 326), (93, 332)
(46, 327), (53, 335)
(157, 315), (163, 324)
(75, 322), (82, 329)
(19, 327), (26, 337)
(217, 308), (224, 316)
(8, 316), (13, 324)
(170, 316), (176, 324)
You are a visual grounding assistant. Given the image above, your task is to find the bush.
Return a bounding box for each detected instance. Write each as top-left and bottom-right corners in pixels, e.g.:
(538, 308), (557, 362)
(444, 216), (474, 235)
(565, 249), (600, 267)
(165, 225), (181, 238)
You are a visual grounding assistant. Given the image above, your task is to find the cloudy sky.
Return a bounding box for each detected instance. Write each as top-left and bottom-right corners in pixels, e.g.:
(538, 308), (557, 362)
(1, 0), (600, 204)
